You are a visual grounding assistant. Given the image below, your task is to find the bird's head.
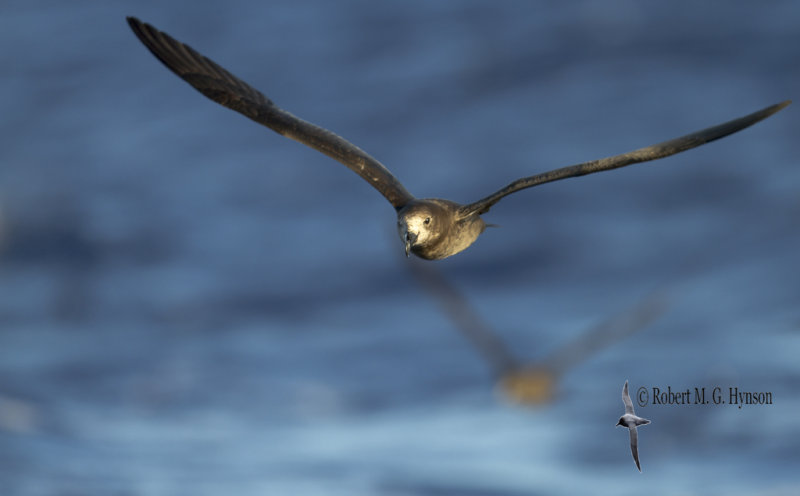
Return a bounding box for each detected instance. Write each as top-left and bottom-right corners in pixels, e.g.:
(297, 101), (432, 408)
(498, 367), (556, 405)
(616, 417), (625, 427)
(397, 200), (454, 258)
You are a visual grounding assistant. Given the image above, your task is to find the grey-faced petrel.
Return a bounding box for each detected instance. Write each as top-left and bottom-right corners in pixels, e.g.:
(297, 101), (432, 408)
(127, 17), (790, 260)
(409, 259), (666, 404)
(617, 380), (651, 472)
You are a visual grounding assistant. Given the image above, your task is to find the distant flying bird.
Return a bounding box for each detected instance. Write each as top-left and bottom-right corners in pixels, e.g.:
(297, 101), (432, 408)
(127, 17), (790, 260)
(616, 380), (651, 472)
(408, 259), (666, 404)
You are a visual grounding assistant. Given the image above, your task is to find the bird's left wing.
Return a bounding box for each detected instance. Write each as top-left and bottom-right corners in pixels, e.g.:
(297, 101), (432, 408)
(622, 380), (635, 415)
(459, 100), (790, 217)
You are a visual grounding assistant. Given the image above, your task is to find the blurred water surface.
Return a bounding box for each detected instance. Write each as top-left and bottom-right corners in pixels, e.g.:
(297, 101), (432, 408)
(1, 1), (799, 495)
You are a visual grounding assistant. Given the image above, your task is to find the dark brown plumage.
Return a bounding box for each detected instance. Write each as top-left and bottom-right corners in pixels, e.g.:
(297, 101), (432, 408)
(127, 17), (790, 260)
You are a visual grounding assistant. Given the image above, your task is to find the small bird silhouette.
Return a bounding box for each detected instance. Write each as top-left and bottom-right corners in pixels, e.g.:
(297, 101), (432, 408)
(616, 380), (651, 472)
(127, 17), (790, 260)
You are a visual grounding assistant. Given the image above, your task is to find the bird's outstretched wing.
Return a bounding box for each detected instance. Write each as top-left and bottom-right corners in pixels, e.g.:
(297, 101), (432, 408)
(127, 17), (415, 210)
(622, 380), (635, 415)
(542, 293), (666, 377)
(629, 427), (641, 472)
(460, 100), (791, 217)
(408, 259), (518, 376)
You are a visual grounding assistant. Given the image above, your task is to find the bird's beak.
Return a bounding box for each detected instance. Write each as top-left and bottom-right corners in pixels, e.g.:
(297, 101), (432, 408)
(404, 230), (417, 257)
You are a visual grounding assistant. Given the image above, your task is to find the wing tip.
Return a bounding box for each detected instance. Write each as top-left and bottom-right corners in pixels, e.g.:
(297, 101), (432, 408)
(769, 99), (792, 115)
(126, 16), (144, 31)
(126, 16), (156, 45)
(740, 99), (792, 130)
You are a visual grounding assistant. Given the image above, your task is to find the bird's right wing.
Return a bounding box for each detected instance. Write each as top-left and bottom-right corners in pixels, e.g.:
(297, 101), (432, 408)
(408, 259), (518, 376)
(630, 427), (641, 472)
(127, 17), (415, 210)
(622, 380), (635, 415)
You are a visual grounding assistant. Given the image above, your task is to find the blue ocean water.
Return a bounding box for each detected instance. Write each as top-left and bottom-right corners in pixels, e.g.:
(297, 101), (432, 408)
(1, 1), (798, 494)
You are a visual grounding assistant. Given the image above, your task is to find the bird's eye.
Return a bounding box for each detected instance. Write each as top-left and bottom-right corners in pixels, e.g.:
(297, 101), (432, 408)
(424, 217), (431, 225)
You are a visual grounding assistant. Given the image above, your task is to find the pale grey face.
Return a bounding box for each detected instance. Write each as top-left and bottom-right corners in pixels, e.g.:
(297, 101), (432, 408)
(398, 206), (439, 257)
(396, 199), (483, 260)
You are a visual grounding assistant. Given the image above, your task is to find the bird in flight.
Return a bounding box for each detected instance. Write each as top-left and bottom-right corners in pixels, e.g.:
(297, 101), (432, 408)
(127, 17), (790, 260)
(616, 380), (651, 472)
(408, 259), (666, 404)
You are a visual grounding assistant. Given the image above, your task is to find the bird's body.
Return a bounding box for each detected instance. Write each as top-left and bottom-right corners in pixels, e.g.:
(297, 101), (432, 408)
(126, 17), (790, 260)
(618, 413), (650, 428)
(617, 380), (650, 472)
(398, 199), (486, 260)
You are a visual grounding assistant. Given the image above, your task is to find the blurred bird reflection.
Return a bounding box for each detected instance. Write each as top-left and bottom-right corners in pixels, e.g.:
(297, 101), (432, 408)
(409, 260), (667, 405)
